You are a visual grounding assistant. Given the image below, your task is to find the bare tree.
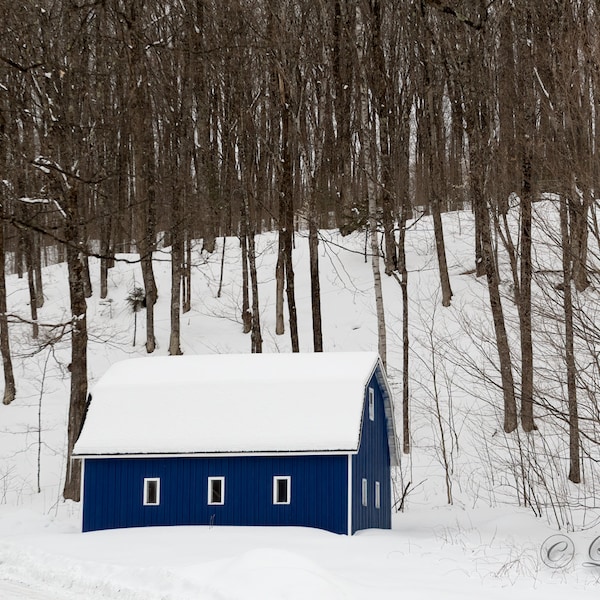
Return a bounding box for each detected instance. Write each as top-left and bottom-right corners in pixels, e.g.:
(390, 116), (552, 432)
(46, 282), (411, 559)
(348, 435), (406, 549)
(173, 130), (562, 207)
(120, 1), (159, 354)
(356, 4), (386, 367)
(270, 2), (300, 352)
(415, 4), (453, 306)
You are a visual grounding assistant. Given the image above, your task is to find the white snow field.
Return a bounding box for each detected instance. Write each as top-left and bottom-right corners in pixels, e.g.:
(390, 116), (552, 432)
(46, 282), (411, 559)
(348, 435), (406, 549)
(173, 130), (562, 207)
(1, 206), (600, 598)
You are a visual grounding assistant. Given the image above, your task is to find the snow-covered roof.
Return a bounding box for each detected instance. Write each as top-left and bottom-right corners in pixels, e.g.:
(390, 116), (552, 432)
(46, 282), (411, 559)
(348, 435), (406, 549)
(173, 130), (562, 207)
(74, 352), (399, 464)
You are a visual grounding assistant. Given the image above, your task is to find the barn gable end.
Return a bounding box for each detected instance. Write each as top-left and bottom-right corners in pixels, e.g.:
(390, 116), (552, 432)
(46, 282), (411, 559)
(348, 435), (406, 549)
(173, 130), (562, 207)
(350, 365), (393, 534)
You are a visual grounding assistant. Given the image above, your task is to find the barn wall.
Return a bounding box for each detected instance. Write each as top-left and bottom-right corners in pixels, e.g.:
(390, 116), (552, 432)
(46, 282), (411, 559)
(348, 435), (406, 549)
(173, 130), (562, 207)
(82, 454), (348, 534)
(351, 367), (392, 533)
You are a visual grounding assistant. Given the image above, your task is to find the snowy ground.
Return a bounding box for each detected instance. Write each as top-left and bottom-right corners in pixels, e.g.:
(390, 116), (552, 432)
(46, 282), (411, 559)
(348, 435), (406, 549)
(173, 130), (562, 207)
(2, 503), (600, 599)
(1, 207), (600, 597)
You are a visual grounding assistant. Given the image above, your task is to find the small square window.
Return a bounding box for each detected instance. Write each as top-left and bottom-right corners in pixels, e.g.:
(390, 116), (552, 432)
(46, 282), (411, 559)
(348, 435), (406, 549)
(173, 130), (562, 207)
(143, 478), (160, 506)
(208, 477), (225, 505)
(375, 481), (381, 509)
(368, 388), (375, 421)
(361, 478), (368, 507)
(273, 476), (291, 505)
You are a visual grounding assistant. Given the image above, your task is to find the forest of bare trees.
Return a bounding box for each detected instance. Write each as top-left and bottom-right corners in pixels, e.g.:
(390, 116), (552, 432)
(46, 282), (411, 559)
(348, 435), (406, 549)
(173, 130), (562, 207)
(2, 0), (600, 507)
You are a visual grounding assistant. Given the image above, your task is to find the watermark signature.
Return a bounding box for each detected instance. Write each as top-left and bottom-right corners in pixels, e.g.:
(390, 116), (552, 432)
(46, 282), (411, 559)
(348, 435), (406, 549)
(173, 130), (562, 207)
(540, 534), (600, 569)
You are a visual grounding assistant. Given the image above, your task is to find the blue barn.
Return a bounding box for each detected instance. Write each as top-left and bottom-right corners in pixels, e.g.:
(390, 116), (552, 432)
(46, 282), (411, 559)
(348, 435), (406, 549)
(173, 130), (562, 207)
(74, 352), (399, 535)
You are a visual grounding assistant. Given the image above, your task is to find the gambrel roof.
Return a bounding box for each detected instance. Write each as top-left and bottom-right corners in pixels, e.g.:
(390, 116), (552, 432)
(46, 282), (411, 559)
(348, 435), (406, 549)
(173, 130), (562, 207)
(74, 352), (399, 464)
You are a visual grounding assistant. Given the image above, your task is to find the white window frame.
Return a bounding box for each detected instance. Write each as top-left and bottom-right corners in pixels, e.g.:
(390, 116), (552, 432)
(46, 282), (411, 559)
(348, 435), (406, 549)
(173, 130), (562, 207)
(361, 478), (368, 507)
(368, 387), (375, 421)
(208, 476), (225, 505)
(375, 481), (381, 509)
(273, 476), (291, 505)
(143, 477), (160, 506)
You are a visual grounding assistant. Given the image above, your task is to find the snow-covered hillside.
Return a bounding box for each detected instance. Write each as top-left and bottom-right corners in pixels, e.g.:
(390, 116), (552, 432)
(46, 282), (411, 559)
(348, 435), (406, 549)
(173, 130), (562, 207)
(0, 208), (599, 598)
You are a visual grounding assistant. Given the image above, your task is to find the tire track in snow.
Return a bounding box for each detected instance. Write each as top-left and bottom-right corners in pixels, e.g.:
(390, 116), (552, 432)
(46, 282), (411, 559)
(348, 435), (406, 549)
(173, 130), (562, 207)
(0, 579), (78, 599)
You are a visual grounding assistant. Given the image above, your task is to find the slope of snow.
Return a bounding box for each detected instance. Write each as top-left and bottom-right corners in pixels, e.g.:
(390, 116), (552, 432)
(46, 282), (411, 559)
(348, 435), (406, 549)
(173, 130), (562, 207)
(0, 208), (599, 597)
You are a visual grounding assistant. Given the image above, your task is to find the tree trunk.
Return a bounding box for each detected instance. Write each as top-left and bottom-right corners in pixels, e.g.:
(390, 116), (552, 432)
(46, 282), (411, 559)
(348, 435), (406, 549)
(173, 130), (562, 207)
(560, 193), (581, 483)
(63, 187), (88, 501)
(426, 88), (453, 306)
(216, 235), (226, 300)
(25, 231), (39, 339)
(240, 232), (252, 334)
(283, 231), (299, 353)
(182, 232), (192, 312)
(275, 235), (285, 335)
(243, 194), (262, 353)
(370, 210), (386, 368)
(569, 184), (590, 293)
(308, 194), (323, 352)
(168, 208), (183, 356)
(357, 5), (386, 367)
(99, 251), (109, 300)
(515, 7), (535, 433)
(368, 0), (396, 276)
(81, 253), (92, 299)
(32, 232), (44, 308)
(140, 249), (157, 354)
(480, 198), (518, 433)
(519, 150), (535, 432)
(127, 1), (157, 354)
(168, 122), (184, 357)
(0, 214), (15, 406)
(99, 215), (112, 300)
(279, 92), (299, 352)
(398, 188), (410, 454)
(431, 197), (453, 307)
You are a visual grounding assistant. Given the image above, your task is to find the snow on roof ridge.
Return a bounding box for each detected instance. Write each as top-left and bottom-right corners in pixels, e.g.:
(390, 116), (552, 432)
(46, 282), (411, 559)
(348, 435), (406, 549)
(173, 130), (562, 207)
(74, 351), (394, 457)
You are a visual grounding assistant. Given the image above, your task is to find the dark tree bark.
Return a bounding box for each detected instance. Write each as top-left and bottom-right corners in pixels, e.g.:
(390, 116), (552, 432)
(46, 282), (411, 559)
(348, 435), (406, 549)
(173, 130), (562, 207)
(125, 1), (158, 354)
(240, 230), (252, 335)
(168, 180), (183, 356)
(357, 4), (386, 367)
(518, 153), (535, 432)
(0, 207), (16, 406)
(243, 194), (262, 354)
(332, 0), (355, 224)
(418, 7), (453, 306)
(62, 185), (88, 501)
(368, 0), (397, 275)
(560, 192), (581, 484)
(398, 181), (410, 455)
(308, 194), (323, 352)
(32, 232), (44, 308)
(515, 6), (535, 432)
(182, 231), (192, 313)
(275, 236), (285, 335)
(278, 78), (300, 352)
(25, 230), (39, 339)
(479, 190), (518, 433)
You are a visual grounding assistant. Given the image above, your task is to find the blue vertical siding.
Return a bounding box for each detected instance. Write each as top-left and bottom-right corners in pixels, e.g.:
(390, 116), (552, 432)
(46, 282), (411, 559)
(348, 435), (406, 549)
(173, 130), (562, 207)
(351, 367), (392, 533)
(82, 453), (348, 535)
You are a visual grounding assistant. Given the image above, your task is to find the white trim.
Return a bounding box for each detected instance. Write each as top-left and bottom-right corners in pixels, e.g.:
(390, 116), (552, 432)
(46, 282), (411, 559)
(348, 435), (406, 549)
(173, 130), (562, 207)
(368, 387), (375, 421)
(361, 478), (368, 507)
(375, 480), (381, 509)
(273, 476), (291, 505)
(372, 361), (401, 467)
(207, 476), (225, 505)
(347, 455), (353, 535)
(143, 477), (160, 505)
(79, 458), (85, 530)
(74, 449), (357, 460)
